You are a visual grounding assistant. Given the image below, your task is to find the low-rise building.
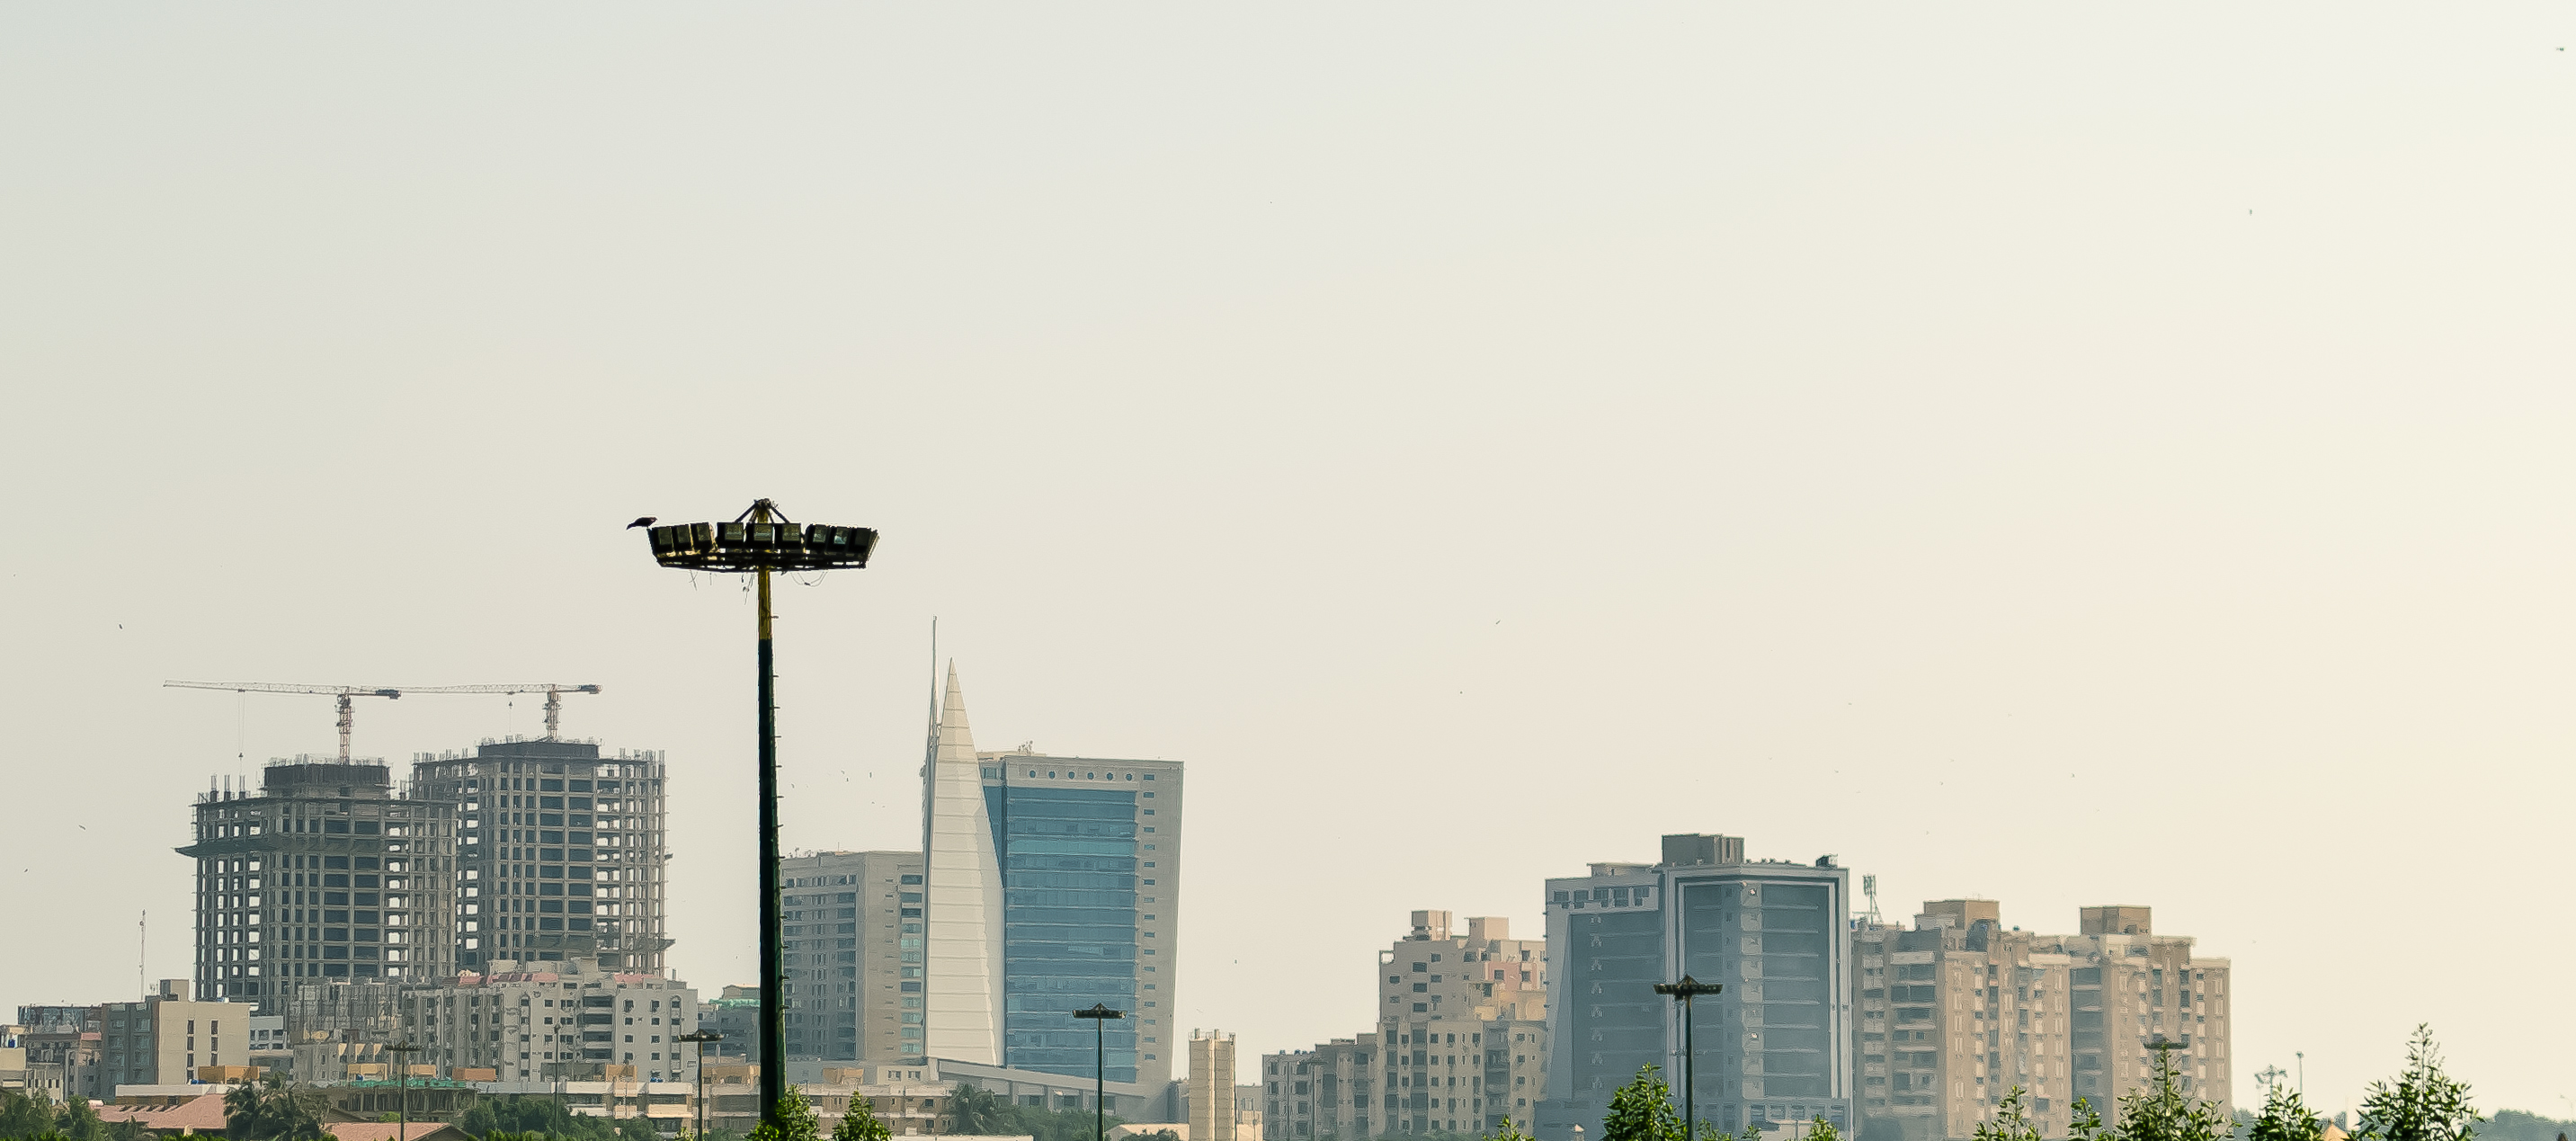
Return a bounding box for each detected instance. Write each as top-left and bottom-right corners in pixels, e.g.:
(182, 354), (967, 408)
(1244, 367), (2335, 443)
(392, 958), (700, 1083)
(98, 980), (251, 1088)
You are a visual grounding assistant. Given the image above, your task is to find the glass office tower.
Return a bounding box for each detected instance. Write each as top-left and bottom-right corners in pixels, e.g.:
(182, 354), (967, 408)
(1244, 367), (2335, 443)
(922, 663), (1185, 1091)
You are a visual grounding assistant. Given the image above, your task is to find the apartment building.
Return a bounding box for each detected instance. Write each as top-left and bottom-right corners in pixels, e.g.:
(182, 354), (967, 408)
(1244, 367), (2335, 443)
(1852, 903), (2233, 1141)
(1261, 909), (1549, 1140)
(182, 759), (459, 1002)
(1261, 1034), (1382, 1141)
(13, 1006), (103, 1104)
(1377, 912), (1547, 1137)
(412, 739), (672, 974)
(779, 850), (926, 1063)
(390, 957), (700, 1083)
(1540, 834), (1854, 1141)
(98, 980), (249, 1088)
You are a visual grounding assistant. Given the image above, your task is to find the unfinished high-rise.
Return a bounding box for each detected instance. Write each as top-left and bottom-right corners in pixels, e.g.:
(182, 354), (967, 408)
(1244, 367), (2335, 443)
(412, 739), (671, 974)
(1851, 902), (2233, 1141)
(182, 759), (459, 1003)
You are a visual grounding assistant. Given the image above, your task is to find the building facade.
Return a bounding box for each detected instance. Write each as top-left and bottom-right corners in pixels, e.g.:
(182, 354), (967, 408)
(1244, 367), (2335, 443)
(1377, 912), (1548, 1137)
(779, 850), (927, 1063)
(918, 663), (1184, 1091)
(1190, 1031), (1239, 1141)
(1261, 1034), (1381, 1141)
(411, 739), (672, 974)
(1540, 834), (1853, 1141)
(700, 986), (762, 1065)
(390, 957), (700, 1083)
(13, 1006), (104, 1105)
(181, 760), (459, 1003)
(1852, 903), (2233, 1141)
(99, 980), (249, 1088)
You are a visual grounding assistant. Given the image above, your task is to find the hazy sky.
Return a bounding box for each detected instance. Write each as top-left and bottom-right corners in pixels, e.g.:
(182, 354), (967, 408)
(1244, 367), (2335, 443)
(5, 2), (2574, 1117)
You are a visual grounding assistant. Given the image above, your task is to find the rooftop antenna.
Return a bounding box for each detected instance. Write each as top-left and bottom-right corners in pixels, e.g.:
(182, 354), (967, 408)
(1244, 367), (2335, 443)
(1862, 874), (1883, 925)
(138, 911), (147, 1001)
(920, 617), (939, 860)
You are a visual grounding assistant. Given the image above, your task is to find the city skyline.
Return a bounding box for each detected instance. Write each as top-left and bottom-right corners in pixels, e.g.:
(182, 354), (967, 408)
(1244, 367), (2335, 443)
(9, 1), (2576, 1120)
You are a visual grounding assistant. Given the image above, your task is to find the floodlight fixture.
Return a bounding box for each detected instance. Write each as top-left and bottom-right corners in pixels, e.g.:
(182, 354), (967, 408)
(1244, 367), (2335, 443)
(638, 498), (878, 1130)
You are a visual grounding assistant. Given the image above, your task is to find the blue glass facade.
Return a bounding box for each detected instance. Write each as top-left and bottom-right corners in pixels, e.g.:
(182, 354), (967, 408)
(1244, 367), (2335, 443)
(1559, 909), (1663, 1129)
(997, 785), (1140, 1083)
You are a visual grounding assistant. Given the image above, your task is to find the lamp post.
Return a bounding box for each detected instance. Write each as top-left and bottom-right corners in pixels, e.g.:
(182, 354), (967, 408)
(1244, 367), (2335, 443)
(385, 1041), (423, 1141)
(1653, 976), (1723, 1141)
(679, 1030), (723, 1139)
(1071, 1004), (1125, 1141)
(639, 501), (879, 1129)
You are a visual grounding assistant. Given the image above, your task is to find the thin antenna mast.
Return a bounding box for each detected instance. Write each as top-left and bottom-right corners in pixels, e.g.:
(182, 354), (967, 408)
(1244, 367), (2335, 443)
(920, 617), (940, 861)
(1862, 874), (1883, 925)
(139, 912), (147, 1000)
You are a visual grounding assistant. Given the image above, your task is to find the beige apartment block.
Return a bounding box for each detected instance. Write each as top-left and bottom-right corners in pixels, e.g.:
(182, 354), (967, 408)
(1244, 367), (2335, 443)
(1263, 910), (1549, 1141)
(98, 981), (248, 1089)
(1191, 1031), (1241, 1141)
(390, 957), (700, 1083)
(1852, 903), (2232, 1141)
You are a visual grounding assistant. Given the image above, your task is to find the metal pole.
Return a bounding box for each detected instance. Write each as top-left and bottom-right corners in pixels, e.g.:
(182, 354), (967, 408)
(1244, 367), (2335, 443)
(757, 557), (783, 1128)
(1681, 994), (1695, 1141)
(1096, 1015), (1106, 1141)
(698, 1040), (708, 1139)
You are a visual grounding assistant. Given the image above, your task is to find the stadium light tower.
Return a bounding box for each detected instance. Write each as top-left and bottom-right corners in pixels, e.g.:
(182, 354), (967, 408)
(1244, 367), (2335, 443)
(638, 499), (878, 1128)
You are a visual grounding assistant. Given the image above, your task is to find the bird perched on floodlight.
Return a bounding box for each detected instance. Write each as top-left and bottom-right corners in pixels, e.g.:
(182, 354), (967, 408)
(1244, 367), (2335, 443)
(628, 516), (657, 529)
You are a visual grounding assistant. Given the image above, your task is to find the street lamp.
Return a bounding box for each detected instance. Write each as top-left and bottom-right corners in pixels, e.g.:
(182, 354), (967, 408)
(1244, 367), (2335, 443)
(385, 1041), (423, 1141)
(679, 1030), (724, 1140)
(1653, 976), (1723, 1141)
(1071, 1004), (1126, 1141)
(640, 501), (879, 1130)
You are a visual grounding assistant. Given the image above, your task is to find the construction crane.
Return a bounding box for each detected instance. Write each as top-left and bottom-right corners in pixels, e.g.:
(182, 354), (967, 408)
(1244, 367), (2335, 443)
(406, 683), (602, 740)
(165, 682), (404, 762)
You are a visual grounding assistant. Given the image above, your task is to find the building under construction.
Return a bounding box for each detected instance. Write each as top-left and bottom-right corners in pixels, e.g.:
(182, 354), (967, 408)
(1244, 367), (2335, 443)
(411, 738), (673, 975)
(181, 759), (460, 1003)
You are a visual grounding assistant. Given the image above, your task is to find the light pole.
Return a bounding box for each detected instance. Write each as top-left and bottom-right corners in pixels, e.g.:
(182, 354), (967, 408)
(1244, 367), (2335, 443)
(1072, 1004), (1125, 1141)
(1653, 976), (1723, 1141)
(640, 502), (879, 1129)
(679, 1030), (723, 1139)
(385, 1041), (423, 1141)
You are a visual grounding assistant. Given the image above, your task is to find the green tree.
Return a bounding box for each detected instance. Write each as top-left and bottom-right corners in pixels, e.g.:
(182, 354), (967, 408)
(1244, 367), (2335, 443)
(1485, 1117), (1539, 1141)
(748, 1087), (824, 1141)
(1601, 1065), (1685, 1141)
(2070, 1097), (2110, 1141)
(50, 1093), (106, 1141)
(2358, 1026), (2481, 1141)
(832, 1103), (892, 1141)
(0, 1091), (59, 1141)
(1804, 1118), (1844, 1141)
(226, 1074), (327, 1141)
(947, 1084), (1009, 1136)
(2114, 1047), (2232, 1141)
(2249, 1084), (2328, 1141)
(1975, 1088), (2046, 1141)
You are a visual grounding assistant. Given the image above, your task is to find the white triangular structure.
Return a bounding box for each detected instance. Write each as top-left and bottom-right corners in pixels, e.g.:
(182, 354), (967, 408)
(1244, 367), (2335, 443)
(921, 661), (1003, 1064)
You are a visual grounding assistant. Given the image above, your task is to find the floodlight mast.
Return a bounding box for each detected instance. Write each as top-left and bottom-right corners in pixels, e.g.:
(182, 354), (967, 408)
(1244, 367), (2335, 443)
(639, 499), (878, 1130)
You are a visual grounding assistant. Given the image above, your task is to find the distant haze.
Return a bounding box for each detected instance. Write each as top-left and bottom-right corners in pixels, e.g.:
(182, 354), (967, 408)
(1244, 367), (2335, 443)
(4, 2), (2573, 1116)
